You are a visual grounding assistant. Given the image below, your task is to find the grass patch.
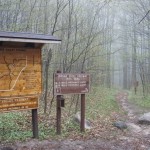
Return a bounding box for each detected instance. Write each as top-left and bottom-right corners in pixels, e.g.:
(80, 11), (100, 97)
(0, 87), (124, 142)
(87, 87), (121, 118)
(0, 112), (32, 142)
(128, 91), (150, 108)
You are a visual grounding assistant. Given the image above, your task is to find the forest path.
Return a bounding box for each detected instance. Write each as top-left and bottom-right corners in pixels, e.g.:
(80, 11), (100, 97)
(116, 91), (150, 138)
(116, 92), (148, 122)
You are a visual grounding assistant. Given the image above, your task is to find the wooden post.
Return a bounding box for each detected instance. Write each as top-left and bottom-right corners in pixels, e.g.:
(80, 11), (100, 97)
(55, 70), (62, 135)
(32, 109), (39, 138)
(56, 95), (61, 134)
(81, 94), (85, 132)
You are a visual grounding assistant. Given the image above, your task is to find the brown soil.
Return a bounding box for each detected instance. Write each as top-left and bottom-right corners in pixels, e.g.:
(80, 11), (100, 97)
(0, 137), (150, 150)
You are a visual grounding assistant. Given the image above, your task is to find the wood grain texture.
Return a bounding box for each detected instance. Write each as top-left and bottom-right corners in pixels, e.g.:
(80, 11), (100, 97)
(0, 47), (41, 97)
(0, 96), (38, 112)
(0, 47), (42, 112)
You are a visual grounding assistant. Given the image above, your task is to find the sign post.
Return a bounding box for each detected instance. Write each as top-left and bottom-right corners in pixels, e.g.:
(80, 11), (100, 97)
(81, 94), (85, 132)
(32, 109), (39, 138)
(0, 47), (41, 138)
(53, 71), (90, 134)
(56, 95), (61, 135)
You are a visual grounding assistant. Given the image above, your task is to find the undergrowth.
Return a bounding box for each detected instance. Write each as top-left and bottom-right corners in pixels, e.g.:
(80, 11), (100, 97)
(128, 89), (150, 108)
(0, 87), (124, 142)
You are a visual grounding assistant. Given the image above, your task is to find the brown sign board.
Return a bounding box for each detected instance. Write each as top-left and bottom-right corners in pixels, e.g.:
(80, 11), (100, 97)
(0, 96), (38, 112)
(54, 73), (90, 95)
(0, 47), (41, 112)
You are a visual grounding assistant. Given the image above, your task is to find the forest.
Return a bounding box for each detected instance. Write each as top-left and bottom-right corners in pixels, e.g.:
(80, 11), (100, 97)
(0, 0), (150, 149)
(1, 0), (150, 94)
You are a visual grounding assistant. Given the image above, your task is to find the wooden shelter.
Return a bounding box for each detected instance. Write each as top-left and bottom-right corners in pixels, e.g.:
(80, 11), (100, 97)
(0, 31), (61, 112)
(0, 31), (61, 138)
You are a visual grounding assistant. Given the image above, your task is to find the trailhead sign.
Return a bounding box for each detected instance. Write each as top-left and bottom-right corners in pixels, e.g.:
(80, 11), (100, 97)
(54, 72), (90, 134)
(0, 31), (61, 138)
(0, 47), (41, 112)
(54, 73), (90, 95)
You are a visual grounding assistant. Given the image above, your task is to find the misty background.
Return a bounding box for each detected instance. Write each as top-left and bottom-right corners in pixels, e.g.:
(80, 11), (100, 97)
(0, 0), (150, 99)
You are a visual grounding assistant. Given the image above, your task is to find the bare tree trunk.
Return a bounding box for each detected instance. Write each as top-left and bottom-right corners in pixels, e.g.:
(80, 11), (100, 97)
(131, 14), (137, 93)
(122, 14), (129, 89)
(43, 49), (52, 113)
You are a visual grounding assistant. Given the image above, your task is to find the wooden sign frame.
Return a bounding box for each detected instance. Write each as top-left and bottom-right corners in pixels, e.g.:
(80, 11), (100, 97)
(0, 47), (41, 112)
(53, 73), (90, 95)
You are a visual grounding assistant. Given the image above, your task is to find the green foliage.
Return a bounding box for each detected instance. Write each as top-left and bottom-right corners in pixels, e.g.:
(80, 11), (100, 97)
(129, 91), (150, 108)
(86, 87), (120, 118)
(0, 112), (32, 141)
(0, 87), (123, 142)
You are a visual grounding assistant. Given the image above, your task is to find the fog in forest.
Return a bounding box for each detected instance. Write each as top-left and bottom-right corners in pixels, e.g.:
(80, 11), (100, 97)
(0, 0), (150, 95)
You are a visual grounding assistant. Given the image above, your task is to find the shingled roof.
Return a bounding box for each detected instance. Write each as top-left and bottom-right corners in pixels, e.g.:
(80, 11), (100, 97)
(0, 31), (61, 44)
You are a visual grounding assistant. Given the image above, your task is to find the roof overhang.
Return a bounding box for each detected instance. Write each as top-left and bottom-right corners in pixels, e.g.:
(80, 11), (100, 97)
(0, 37), (61, 44)
(0, 31), (61, 44)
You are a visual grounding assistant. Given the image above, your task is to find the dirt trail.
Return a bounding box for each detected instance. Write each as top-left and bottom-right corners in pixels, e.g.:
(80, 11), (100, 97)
(116, 92), (150, 138)
(116, 92), (150, 122)
(116, 92), (147, 122)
